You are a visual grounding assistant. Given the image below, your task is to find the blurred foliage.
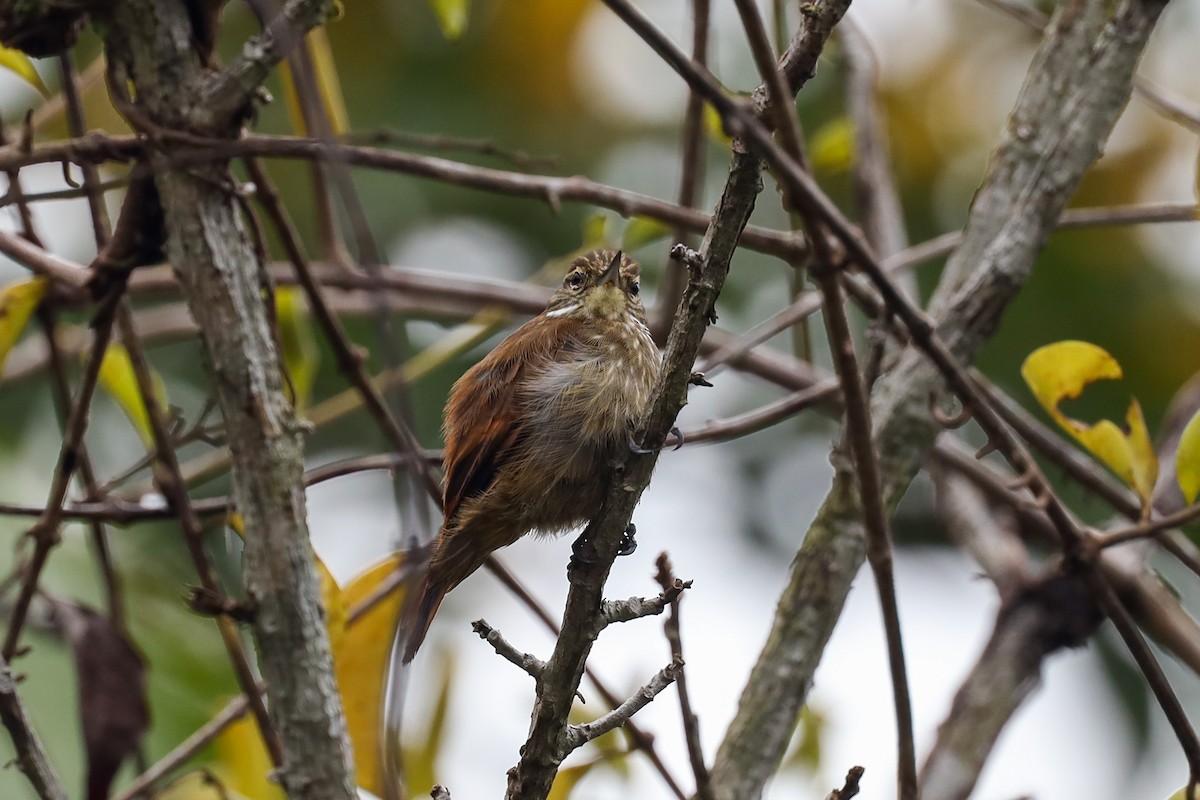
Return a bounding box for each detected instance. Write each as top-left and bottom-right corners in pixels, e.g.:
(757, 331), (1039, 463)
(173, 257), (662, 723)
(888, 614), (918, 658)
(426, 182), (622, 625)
(0, 0), (1196, 798)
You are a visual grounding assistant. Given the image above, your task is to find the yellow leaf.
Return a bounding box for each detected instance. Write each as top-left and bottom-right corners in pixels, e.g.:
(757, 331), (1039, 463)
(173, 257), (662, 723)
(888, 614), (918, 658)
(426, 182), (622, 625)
(276, 286), (320, 410)
(429, 0), (471, 40)
(336, 553), (406, 796)
(98, 343), (168, 446)
(809, 116), (855, 174)
(1021, 340), (1159, 512)
(1177, 409), (1200, 505)
(154, 769), (250, 799)
(548, 760), (603, 800)
(320, 556), (347, 658)
(703, 101), (733, 146)
(0, 278), (47, 377)
(214, 715), (284, 800)
(0, 46), (49, 97)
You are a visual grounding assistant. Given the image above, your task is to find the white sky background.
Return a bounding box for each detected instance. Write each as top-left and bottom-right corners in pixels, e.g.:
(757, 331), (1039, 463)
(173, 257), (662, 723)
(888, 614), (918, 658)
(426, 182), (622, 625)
(0, 0), (1198, 798)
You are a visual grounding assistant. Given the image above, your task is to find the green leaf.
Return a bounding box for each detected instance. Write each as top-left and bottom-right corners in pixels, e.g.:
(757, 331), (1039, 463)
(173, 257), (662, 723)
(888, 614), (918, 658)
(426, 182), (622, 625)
(276, 287), (320, 410)
(429, 0), (471, 40)
(1177, 409), (1200, 505)
(622, 216), (671, 251)
(781, 705), (826, 773)
(809, 116), (855, 174)
(0, 46), (49, 97)
(98, 343), (168, 446)
(582, 214), (609, 249)
(0, 277), (47, 377)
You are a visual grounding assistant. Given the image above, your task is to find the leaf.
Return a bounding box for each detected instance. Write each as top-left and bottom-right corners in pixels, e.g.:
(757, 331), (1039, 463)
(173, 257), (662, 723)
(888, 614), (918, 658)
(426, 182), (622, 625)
(582, 214), (609, 249)
(215, 715), (284, 800)
(1177, 409), (1200, 504)
(428, 0), (471, 40)
(334, 553), (406, 796)
(0, 45), (50, 96)
(809, 116), (855, 174)
(621, 216), (671, 252)
(320, 555), (347, 657)
(1021, 340), (1159, 512)
(703, 101), (733, 146)
(98, 342), (168, 446)
(280, 28), (350, 137)
(153, 769), (244, 799)
(781, 705), (826, 773)
(548, 760), (604, 800)
(276, 286), (320, 410)
(0, 277), (48, 377)
(52, 600), (149, 800)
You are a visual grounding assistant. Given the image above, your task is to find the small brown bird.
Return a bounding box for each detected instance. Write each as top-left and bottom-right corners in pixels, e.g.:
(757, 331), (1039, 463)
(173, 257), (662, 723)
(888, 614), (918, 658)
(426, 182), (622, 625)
(402, 249), (661, 662)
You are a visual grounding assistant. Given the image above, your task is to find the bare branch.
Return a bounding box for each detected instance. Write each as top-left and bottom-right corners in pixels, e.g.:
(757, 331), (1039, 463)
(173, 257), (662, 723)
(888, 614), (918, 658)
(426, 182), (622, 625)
(472, 620), (545, 680)
(561, 660), (683, 753)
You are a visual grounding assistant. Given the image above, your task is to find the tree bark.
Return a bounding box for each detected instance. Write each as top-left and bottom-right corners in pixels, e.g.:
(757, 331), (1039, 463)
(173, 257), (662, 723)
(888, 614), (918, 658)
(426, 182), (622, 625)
(98, 2), (356, 797)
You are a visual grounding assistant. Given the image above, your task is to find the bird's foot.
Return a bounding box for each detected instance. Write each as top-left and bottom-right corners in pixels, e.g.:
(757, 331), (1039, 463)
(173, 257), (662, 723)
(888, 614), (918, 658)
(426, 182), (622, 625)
(617, 523), (637, 557)
(568, 524), (638, 572)
(629, 427), (684, 455)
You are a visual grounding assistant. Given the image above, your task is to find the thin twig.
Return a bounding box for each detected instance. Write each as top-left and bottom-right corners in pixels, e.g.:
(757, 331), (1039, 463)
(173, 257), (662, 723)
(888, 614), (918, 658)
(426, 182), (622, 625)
(471, 619), (546, 680)
(3, 281), (124, 660)
(560, 660), (683, 752)
(655, 0), (712, 340)
(112, 304), (283, 766)
(655, 554), (713, 800)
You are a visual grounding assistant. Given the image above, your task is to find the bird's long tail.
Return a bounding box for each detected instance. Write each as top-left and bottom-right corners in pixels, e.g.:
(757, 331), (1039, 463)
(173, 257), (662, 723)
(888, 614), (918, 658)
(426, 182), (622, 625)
(401, 576), (446, 664)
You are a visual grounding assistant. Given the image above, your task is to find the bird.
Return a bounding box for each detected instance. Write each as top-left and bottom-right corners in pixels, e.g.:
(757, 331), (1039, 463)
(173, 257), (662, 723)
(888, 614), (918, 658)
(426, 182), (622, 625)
(402, 249), (661, 663)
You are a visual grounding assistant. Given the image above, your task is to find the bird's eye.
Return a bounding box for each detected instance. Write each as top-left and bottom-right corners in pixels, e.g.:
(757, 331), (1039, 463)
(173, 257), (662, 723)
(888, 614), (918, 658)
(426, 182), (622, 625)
(628, 281), (640, 296)
(565, 271), (585, 290)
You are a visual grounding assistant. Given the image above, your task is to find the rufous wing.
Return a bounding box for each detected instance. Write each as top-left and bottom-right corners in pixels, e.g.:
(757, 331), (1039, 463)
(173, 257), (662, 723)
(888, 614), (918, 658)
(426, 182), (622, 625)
(440, 316), (585, 524)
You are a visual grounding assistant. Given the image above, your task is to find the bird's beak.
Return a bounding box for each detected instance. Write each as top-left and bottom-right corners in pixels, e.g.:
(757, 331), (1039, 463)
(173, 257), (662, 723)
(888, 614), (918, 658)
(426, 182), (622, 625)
(600, 251), (623, 287)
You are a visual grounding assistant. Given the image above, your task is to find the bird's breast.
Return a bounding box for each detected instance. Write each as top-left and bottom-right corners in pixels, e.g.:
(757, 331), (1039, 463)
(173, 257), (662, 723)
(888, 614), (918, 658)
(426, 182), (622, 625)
(521, 317), (659, 468)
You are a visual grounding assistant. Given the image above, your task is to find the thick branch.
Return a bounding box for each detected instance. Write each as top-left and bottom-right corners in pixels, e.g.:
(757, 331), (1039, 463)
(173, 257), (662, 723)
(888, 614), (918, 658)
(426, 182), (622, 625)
(98, 1), (356, 797)
(710, 2), (1168, 798)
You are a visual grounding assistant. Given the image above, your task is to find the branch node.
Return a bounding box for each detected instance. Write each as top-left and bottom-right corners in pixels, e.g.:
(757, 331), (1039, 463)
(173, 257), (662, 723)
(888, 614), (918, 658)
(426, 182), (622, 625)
(187, 587), (257, 623)
(669, 243), (703, 272)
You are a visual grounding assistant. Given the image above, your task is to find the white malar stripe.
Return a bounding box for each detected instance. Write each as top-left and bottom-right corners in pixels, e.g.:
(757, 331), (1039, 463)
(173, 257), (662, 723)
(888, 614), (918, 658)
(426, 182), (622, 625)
(545, 304), (581, 319)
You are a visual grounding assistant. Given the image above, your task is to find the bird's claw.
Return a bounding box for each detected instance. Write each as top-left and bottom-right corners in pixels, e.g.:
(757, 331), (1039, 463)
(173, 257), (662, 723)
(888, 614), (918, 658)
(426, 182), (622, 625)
(628, 427), (684, 454)
(617, 524), (637, 557)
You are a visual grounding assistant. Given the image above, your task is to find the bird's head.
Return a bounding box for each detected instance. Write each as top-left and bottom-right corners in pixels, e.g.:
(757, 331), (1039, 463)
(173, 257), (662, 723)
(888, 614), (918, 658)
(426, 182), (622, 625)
(546, 249), (646, 323)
